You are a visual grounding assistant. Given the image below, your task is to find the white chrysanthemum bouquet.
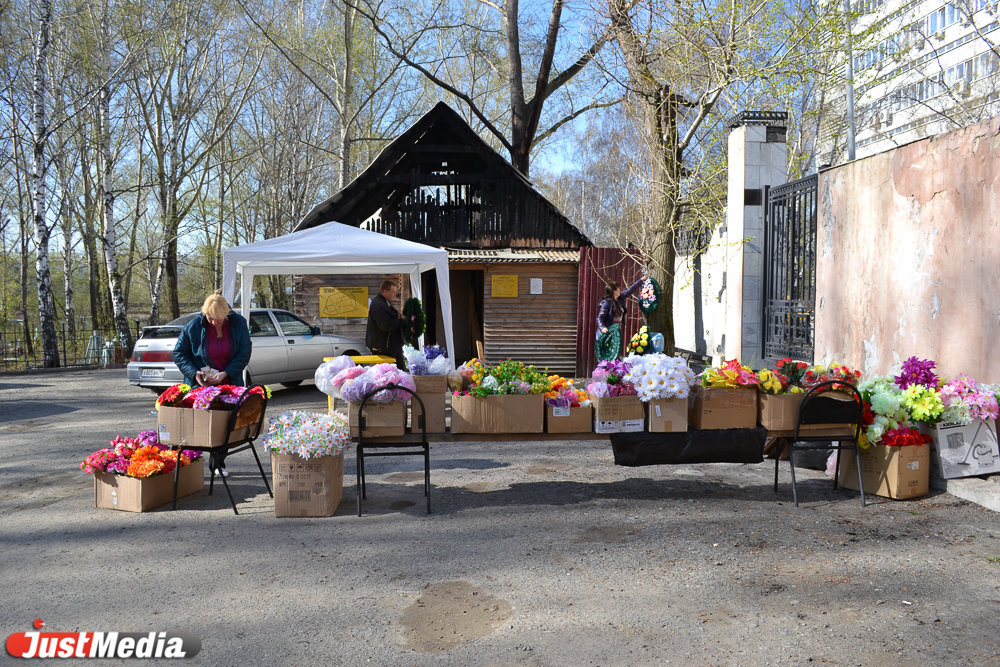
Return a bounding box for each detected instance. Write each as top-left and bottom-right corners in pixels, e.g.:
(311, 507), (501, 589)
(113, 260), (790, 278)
(623, 353), (696, 402)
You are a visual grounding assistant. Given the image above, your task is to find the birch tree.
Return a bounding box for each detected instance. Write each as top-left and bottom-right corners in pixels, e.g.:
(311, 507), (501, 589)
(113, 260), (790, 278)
(30, 0), (60, 366)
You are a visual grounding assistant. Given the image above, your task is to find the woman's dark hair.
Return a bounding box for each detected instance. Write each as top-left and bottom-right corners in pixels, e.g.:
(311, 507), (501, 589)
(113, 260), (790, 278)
(604, 281), (620, 299)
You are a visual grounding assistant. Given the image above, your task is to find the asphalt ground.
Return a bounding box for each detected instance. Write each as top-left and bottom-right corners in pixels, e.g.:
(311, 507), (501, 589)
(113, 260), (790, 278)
(2, 369), (1000, 666)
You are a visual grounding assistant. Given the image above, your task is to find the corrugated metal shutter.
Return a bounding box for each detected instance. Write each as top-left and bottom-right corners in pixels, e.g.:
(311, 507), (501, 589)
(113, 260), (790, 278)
(575, 248), (643, 377)
(483, 263), (578, 376)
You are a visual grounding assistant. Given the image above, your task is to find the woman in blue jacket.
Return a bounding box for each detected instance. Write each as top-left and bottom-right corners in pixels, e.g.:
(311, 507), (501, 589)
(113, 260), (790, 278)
(173, 291), (252, 387)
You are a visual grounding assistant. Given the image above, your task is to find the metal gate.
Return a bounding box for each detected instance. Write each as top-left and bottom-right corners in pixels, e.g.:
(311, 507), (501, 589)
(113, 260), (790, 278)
(762, 174), (818, 364)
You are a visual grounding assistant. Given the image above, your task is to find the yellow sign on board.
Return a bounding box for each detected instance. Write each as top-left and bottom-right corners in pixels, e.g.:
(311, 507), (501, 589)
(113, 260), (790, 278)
(491, 275), (518, 298)
(319, 286), (369, 317)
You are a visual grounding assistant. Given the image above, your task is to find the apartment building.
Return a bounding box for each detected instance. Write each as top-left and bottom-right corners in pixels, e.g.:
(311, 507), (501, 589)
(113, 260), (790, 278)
(824, 0), (999, 162)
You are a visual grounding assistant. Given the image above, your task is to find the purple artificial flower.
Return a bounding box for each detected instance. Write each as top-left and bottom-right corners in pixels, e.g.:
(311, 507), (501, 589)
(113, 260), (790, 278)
(192, 386), (223, 410)
(105, 456), (130, 475)
(894, 356), (939, 389)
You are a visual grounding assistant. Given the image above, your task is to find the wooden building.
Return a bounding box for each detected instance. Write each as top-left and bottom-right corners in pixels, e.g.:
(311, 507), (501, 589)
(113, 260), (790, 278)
(292, 102), (590, 375)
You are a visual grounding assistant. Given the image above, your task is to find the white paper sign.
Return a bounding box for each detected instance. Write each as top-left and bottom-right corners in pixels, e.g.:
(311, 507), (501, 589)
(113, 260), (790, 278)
(654, 405), (662, 417)
(530, 278), (543, 294)
(552, 406), (570, 417)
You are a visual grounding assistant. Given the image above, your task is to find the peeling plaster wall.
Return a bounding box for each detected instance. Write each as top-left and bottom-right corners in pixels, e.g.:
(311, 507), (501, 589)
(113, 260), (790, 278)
(815, 116), (1000, 381)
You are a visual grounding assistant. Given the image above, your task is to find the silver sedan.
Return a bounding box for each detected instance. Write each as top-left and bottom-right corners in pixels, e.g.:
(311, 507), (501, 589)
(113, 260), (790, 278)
(127, 309), (370, 392)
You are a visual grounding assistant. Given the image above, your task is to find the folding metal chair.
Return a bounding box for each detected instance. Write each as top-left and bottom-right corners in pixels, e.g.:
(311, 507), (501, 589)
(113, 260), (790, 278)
(774, 380), (866, 507)
(171, 386), (273, 514)
(356, 384), (430, 516)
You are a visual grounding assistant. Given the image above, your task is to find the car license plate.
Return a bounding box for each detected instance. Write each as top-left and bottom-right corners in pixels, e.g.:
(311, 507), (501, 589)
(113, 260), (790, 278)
(141, 368), (165, 378)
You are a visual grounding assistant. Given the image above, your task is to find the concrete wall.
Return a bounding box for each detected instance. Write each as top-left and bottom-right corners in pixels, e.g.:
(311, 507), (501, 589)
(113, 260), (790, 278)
(815, 115), (1000, 381)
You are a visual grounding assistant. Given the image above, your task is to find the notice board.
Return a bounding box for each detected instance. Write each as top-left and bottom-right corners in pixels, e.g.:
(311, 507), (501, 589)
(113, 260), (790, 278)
(491, 275), (518, 298)
(319, 286), (369, 317)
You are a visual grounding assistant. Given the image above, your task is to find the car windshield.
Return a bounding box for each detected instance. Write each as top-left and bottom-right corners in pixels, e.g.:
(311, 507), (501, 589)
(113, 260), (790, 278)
(166, 313), (199, 326)
(141, 327), (183, 339)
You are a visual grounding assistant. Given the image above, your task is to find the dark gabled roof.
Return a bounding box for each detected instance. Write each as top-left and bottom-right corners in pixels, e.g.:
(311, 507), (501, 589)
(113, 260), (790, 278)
(294, 102), (590, 248)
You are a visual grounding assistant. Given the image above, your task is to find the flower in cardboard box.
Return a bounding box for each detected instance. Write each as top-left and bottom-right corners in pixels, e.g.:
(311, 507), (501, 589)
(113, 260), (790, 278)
(700, 359), (759, 388)
(775, 358), (809, 385)
(801, 363), (861, 392)
(624, 354), (693, 402)
(902, 384), (944, 423)
(939, 374), (999, 425)
(81, 434), (202, 479)
(881, 426), (932, 447)
(858, 375), (912, 448)
(894, 356), (939, 390)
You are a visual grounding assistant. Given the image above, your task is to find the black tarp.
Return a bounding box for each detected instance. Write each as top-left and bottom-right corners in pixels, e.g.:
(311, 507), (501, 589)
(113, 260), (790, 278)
(609, 428), (768, 466)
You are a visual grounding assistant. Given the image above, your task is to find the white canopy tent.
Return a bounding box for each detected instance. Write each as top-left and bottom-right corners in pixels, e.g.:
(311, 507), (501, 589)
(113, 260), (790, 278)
(222, 222), (454, 364)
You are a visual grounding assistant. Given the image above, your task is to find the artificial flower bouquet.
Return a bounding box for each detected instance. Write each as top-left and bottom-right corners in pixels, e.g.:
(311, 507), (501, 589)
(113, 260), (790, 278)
(156, 384), (271, 411)
(800, 363), (862, 392)
(700, 359), (759, 388)
(939, 373), (1000, 425)
(450, 359), (548, 434)
(623, 353), (694, 402)
(626, 326), (653, 355)
(857, 374), (914, 448)
(338, 363), (416, 404)
(81, 431), (202, 478)
(586, 359), (638, 398)
(84, 431), (205, 512)
(638, 277), (659, 313)
(315, 355), (357, 397)
(455, 359), (551, 397)
(544, 375), (591, 409)
(263, 410), (350, 459)
(403, 345), (451, 376)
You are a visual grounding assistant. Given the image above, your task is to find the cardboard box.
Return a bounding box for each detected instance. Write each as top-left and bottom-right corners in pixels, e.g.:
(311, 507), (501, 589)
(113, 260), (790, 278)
(411, 375), (447, 434)
(688, 386), (758, 430)
(590, 394), (645, 434)
(757, 392), (857, 434)
(545, 406), (593, 434)
(157, 407), (255, 448)
(348, 401), (406, 438)
(451, 394), (544, 434)
(271, 452), (344, 517)
(94, 459), (205, 512)
(838, 444), (930, 500)
(412, 375), (448, 394)
(646, 397), (688, 433)
(920, 420), (1000, 479)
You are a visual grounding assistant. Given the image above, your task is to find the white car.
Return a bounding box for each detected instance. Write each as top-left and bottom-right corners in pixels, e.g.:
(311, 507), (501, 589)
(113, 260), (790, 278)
(127, 309), (369, 392)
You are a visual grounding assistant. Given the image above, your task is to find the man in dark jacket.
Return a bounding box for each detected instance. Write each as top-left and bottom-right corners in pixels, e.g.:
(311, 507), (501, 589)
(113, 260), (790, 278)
(365, 280), (408, 368)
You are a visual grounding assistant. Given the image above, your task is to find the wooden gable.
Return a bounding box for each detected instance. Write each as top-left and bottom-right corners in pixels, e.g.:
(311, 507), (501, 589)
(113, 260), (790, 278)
(295, 103), (589, 249)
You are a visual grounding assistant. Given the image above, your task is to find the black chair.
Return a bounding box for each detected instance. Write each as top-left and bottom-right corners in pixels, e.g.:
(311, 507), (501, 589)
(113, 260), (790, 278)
(171, 386), (273, 514)
(356, 384), (430, 516)
(774, 380), (866, 508)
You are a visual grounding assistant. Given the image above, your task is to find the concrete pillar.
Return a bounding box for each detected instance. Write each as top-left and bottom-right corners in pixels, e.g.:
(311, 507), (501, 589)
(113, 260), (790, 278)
(724, 112), (788, 366)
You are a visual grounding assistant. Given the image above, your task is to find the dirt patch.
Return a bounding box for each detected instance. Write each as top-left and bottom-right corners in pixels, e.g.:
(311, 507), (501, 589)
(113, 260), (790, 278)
(400, 581), (513, 652)
(570, 525), (632, 543)
(463, 482), (492, 493)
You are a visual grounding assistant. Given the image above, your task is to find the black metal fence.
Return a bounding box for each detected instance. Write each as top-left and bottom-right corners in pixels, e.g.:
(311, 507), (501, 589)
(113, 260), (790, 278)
(762, 174), (819, 364)
(0, 322), (142, 372)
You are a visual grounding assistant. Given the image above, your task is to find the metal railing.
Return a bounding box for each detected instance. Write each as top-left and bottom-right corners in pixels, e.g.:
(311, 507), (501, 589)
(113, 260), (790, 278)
(0, 322), (142, 371)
